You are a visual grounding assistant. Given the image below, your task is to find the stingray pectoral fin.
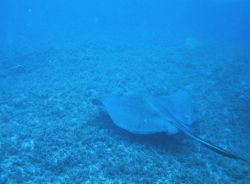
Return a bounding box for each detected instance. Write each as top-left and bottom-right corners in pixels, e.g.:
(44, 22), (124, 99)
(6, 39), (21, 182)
(160, 90), (193, 126)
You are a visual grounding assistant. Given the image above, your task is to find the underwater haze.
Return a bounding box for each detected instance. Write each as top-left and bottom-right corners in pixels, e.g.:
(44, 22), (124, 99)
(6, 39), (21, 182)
(0, 0), (250, 183)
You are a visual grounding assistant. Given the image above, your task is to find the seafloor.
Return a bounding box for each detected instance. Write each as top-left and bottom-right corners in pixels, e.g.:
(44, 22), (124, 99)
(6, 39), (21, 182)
(0, 31), (249, 183)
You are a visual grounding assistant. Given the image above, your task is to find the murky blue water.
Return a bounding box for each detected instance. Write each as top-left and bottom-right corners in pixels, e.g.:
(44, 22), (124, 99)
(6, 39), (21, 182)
(0, 1), (249, 183)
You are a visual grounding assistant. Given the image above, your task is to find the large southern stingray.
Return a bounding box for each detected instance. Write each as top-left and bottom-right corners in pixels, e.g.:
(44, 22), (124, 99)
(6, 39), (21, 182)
(102, 90), (248, 163)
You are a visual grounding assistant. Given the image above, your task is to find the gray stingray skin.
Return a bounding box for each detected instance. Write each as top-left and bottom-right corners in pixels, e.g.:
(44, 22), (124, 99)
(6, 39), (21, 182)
(102, 90), (248, 163)
(102, 90), (192, 134)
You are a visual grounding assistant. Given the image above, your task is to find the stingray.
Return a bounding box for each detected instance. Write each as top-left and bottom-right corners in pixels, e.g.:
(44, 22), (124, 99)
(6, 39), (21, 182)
(102, 90), (248, 163)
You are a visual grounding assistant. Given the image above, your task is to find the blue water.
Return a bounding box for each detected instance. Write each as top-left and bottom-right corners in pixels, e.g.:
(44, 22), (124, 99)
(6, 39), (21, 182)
(0, 0), (250, 183)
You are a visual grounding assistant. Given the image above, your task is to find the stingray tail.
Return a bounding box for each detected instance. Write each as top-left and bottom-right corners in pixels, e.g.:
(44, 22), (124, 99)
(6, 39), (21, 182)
(174, 120), (249, 164)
